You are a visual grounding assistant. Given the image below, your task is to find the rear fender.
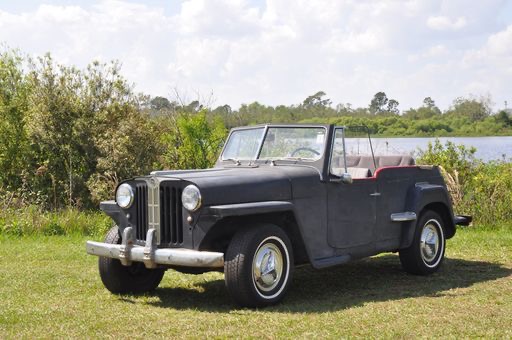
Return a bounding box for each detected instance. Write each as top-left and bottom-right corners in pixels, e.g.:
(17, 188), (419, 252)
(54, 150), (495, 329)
(400, 183), (456, 248)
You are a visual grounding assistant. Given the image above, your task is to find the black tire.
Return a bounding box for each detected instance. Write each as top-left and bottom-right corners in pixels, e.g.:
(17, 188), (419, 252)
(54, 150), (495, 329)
(399, 210), (446, 275)
(98, 226), (165, 294)
(224, 224), (294, 308)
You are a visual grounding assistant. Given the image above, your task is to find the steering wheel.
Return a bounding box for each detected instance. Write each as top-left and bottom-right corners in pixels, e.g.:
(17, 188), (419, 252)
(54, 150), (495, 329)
(290, 147), (320, 157)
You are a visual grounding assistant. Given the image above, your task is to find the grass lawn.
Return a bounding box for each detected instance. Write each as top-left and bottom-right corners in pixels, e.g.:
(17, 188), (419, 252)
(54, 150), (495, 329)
(0, 227), (511, 338)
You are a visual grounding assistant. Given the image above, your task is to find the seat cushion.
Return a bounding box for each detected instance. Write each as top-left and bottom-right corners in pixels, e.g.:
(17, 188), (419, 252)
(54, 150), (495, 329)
(331, 167), (371, 178)
(347, 167), (372, 178)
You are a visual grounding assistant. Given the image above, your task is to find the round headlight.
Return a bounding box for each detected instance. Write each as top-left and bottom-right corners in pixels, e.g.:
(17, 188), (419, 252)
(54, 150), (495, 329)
(182, 185), (202, 211)
(116, 183), (134, 209)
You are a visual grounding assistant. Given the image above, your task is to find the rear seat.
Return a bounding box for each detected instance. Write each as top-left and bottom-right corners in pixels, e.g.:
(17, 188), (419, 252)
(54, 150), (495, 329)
(332, 155), (415, 178)
(347, 155), (415, 171)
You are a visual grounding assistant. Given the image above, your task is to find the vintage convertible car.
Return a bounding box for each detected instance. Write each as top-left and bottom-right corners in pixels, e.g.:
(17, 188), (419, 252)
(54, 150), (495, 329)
(86, 124), (471, 307)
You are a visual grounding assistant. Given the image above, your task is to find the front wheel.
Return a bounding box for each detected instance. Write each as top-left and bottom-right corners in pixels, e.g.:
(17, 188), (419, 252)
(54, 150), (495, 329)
(98, 226), (165, 294)
(224, 224), (294, 307)
(399, 210), (446, 275)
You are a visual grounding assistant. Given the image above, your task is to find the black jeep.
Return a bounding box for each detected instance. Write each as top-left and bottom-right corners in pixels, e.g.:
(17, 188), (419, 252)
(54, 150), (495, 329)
(86, 124), (471, 307)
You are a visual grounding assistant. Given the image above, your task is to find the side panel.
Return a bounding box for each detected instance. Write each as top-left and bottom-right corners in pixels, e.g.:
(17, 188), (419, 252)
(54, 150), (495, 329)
(289, 174), (334, 260)
(374, 174), (411, 250)
(327, 180), (377, 248)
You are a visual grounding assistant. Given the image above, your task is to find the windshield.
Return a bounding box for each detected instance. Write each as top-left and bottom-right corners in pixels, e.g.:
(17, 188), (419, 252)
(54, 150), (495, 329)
(222, 127), (265, 160)
(222, 126), (326, 161)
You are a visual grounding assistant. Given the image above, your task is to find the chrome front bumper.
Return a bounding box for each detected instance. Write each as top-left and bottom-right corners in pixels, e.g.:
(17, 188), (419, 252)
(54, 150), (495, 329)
(86, 227), (224, 269)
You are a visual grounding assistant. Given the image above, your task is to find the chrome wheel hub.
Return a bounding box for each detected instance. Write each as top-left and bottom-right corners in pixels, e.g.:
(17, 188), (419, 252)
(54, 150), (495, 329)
(420, 223), (440, 263)
(253, 243), (283, 292)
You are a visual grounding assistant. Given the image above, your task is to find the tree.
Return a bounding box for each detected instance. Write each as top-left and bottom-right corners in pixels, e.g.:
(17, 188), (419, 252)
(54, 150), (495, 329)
(448, 96), (492, 122)
(24, 54), (157, 208)
(303, 91), (332, 108)
(369, 92), (400, 115)
(495, 110), (511, 127)
(0, 49), (31, 191)
(369, 92), (388, 114)
(423, 97), (435, 108)
(404, 97), (441, 119)
(161, 110), (227, 170)
(149, 96), (174, 113)
(387, 99), (400, 115)
(336, 103), (354, 116)
(88, 108), (162, 204)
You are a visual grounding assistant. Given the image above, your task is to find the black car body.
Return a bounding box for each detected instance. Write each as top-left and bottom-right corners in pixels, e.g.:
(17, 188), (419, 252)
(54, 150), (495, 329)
(87, 124), (471, 307)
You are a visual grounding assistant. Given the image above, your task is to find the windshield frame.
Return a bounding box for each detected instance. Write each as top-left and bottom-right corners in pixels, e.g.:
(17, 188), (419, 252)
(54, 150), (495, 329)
(220, 124), (329, 163)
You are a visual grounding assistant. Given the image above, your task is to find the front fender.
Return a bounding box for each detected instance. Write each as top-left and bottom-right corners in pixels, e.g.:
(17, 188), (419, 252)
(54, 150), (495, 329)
(100, 200), (129, 231)
(195, 200), (303, 255)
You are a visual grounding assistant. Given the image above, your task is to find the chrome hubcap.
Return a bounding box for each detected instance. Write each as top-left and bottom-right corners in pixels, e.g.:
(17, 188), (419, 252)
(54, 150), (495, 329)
(420, 222), (440, 263)
(253, 242), (283, 292)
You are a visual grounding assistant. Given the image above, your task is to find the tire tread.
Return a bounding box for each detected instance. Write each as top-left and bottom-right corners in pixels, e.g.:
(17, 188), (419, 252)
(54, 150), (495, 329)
(399, 210), (445, 275)
(224, 224), (293, 307)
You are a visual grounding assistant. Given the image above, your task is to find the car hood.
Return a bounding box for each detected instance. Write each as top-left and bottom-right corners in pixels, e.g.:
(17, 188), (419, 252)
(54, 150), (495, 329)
(151, 165), (321, 206)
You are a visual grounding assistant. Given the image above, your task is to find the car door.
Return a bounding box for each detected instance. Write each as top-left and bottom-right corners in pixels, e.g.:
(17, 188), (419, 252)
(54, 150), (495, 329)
(326, 127), (378, 249)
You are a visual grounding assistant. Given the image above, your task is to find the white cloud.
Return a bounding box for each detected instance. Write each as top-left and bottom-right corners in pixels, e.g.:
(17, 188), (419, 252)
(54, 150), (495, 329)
(486, 24), (512, 56)
(0, 0), (510, 111)
(427, 15), (467, 31)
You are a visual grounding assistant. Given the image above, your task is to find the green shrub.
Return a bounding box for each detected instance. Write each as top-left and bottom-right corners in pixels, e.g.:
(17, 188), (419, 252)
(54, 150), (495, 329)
(0, 206), (111, 237)
(42, 220), (65, 236)
(417, 140), (512, 226)
(1, 220), (28, 236)
(466, 162), (512, 225)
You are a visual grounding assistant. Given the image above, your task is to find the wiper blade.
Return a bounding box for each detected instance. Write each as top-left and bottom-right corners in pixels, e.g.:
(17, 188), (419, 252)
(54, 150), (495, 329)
(264, 157), (302, 163)
(223, 158), (241, 165)
(281, 156), (304, 160)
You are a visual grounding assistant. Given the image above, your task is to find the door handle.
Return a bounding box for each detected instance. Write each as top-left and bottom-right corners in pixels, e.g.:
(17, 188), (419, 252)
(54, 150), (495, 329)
(370, 192), (381, 197)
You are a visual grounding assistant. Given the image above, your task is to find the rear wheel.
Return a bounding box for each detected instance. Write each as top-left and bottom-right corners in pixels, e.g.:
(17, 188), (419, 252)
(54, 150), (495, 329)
(224, 224), (294, 307)
(399, 210), (446, 275)
(98, 226), (165, 294)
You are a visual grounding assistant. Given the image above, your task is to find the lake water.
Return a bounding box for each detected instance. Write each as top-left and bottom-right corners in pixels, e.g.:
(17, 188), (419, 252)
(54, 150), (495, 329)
(350, 136), (512, 162)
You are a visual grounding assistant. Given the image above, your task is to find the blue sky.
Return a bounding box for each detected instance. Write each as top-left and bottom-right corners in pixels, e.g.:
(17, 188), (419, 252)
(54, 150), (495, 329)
(1, 0), (511, 111)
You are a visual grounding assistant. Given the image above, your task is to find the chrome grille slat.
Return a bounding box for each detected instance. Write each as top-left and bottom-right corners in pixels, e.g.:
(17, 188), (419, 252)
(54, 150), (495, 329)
(147, 180), (160, 243)
(135, 182), (148, 240)
(160, 183), (184, 245)
(176, 188), (183, 243)
(160, 186), (169, 244)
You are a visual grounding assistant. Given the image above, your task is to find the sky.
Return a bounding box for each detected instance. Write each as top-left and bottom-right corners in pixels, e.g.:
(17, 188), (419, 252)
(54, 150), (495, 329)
(0, 0), (511, 111)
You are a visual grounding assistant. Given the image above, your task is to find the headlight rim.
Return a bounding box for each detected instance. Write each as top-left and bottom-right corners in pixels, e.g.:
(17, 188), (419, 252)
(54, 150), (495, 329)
(182, 184), (202, 212)
(116, 183), (134, 209)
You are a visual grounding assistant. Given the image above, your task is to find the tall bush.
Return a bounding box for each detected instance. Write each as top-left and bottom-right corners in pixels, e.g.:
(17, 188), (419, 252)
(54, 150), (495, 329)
(0, 49), (31, 191)
(160, 110), (227, 170)
(417, 140), (512, 225)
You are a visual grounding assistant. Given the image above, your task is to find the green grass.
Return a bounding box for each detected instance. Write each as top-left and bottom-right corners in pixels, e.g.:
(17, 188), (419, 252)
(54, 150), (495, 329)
(0, 207), (111, 237)
(0, 227), (511, 338)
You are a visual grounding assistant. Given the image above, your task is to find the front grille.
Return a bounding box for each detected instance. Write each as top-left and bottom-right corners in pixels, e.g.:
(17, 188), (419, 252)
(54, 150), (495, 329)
(160, 183), (184, 245)
(133, 180), (184, 246)
(135, 182), (148, 241)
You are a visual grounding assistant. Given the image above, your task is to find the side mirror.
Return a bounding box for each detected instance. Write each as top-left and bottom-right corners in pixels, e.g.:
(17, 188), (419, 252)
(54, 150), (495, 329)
(341, 173), (353, 184)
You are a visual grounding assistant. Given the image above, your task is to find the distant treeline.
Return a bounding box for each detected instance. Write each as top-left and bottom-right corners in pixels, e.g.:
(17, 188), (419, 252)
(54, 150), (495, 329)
(1, 47), (511, 210)
(151, 90), (511, 137)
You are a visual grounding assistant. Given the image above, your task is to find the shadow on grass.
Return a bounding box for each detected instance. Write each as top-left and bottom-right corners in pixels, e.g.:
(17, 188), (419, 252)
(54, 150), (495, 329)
(141, 255), (511, 312)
